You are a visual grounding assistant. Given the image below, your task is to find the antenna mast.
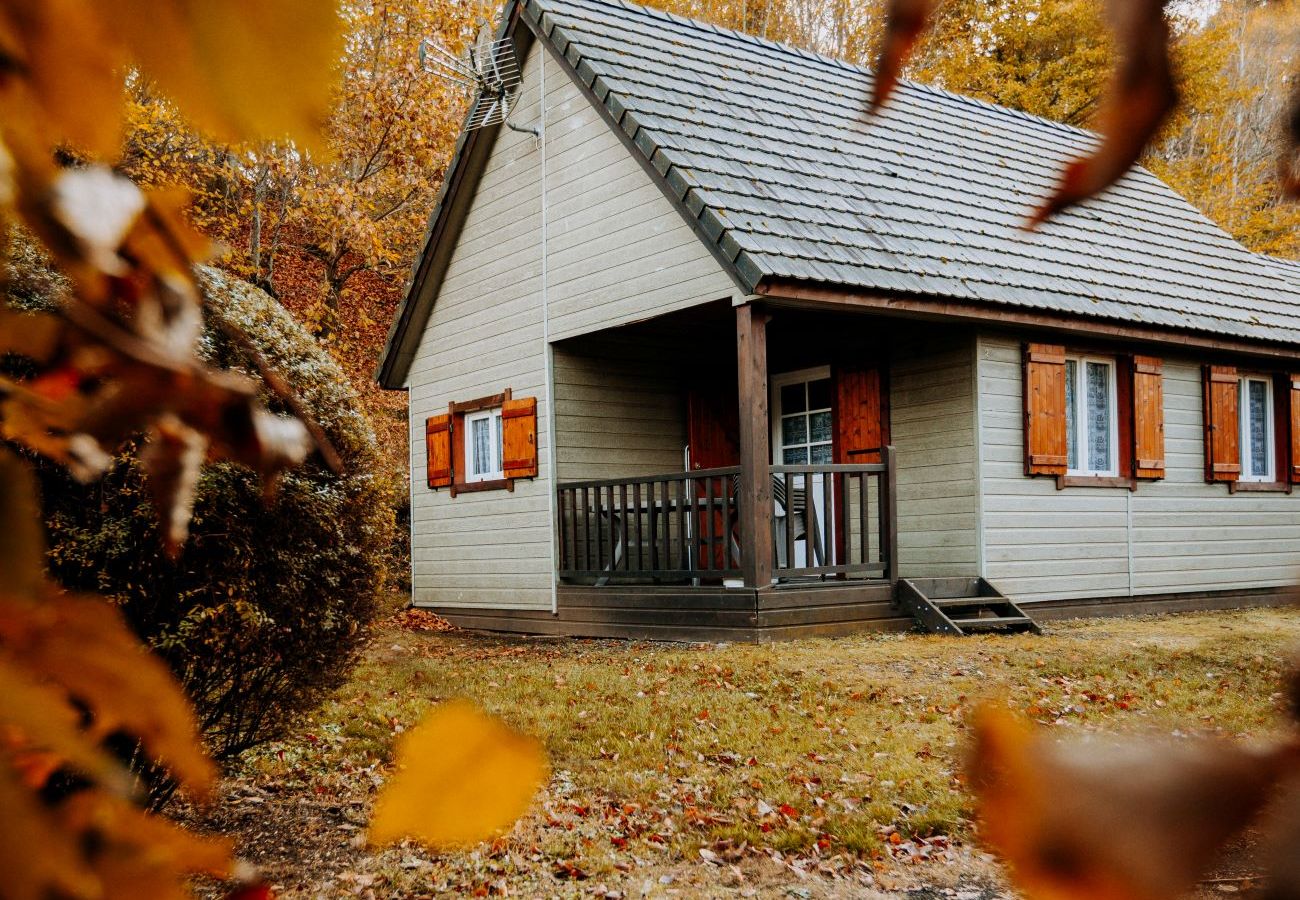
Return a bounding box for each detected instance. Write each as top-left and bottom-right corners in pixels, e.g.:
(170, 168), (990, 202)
(418, 23), (522, 131)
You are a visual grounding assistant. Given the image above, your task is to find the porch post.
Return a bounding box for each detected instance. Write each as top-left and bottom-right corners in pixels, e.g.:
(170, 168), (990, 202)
(736, 302), (774, 588)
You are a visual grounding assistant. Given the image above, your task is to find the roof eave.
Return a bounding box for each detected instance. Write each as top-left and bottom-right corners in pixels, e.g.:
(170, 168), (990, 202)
(755, 277), (1300, 362)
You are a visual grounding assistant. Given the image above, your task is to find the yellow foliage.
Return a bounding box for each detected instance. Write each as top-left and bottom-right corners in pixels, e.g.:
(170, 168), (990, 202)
(370, 700), (548, 849)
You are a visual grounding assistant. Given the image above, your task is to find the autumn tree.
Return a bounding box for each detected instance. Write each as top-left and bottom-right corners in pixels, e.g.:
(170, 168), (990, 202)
(907, 0), (1112, 126)
(125, 0), (491, 344)
(1152, 0), (1300, 257)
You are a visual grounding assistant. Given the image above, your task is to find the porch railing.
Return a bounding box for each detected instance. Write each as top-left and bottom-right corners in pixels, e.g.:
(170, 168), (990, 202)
(555, 467), (742, 582)
(555, 448), (896, 585)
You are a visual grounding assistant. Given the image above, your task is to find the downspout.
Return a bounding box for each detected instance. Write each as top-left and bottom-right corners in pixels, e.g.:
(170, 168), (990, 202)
(538, 50), (559, 615)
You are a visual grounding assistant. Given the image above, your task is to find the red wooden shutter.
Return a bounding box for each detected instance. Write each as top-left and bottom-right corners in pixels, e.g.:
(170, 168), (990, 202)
(1132, 356), (1165, 479)
(1290, 375), (1300, 484)
(834, 364), (887, 464)
(501, 397), (538, 479)
(1024, 343), (1068, 476)
(426, 414), (452, 488)
(1203, 365), (1240, 482)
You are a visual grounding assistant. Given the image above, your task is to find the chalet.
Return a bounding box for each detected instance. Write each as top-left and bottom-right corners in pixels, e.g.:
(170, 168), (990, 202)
(379, 0), (1300, 640)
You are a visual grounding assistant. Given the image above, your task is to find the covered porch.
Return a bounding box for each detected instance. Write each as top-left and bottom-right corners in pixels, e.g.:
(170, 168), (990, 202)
(548, 300), (914, 638)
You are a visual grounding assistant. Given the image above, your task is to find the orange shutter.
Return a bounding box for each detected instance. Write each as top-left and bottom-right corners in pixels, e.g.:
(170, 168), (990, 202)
(501, 397), (539, 479)
(426, 414), (452, 488)
(834, 365), (887, 464)
(1024, 343), (1068, 476)
(1132, 356), (1165, 479)
(1290, 375), (1300, 484)
(1203, 365), (1240, 482)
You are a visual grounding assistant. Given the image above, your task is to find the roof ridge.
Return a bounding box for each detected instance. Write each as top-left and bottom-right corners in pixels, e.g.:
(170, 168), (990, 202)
(538, 0), (1101, 143)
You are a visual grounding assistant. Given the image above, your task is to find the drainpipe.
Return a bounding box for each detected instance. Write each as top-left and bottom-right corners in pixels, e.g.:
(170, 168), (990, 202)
(537, 49), (559, 615)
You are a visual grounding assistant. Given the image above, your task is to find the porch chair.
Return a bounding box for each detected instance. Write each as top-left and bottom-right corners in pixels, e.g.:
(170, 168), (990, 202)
(727, 474), (825, 571)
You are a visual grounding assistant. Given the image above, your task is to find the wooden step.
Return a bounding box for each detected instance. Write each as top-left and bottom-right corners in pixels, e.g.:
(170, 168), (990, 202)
(933, 596), (1004, 609)
(958, 615), (1034, 630)
(895, 577), (1042, 636)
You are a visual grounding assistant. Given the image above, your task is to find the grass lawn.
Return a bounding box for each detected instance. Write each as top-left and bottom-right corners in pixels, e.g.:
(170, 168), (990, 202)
(197, 605), (1300, 898)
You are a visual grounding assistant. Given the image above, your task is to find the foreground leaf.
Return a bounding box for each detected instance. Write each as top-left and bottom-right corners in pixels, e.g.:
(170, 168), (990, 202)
(0, 590), (217, 795)
(969, 705), (1299, 900)
(370, 700), (548, 848)
(0, 448), (44, 601)
(0, 759), (98, 900)
(0, 655), (125, 791)
(1029, 0), (1176, 226)
(870, 0), (937, 111)
(108, 0), (343, 150)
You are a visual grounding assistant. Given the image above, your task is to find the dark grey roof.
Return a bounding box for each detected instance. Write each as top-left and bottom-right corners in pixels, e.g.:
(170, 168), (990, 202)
(525, 0), (1300, 345)
(379, 0), (1300, 387)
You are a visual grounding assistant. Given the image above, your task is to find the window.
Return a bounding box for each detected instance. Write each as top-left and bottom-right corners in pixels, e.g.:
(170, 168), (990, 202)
(1064, 355), (1118, 476)
(1238, 376), (1274, 482)
(776, 374), (833, 465)
(463, 408), (504, 483)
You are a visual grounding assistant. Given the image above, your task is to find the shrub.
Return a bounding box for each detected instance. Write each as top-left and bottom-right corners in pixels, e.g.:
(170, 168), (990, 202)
(4, 235), (394, 769)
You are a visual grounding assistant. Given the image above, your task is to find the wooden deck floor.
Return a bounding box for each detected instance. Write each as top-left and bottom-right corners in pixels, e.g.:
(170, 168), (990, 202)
(418, 583), (1291, 642)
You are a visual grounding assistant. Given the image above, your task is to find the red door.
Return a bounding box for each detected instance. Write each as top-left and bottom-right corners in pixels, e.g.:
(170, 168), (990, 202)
(686, 382), (739, 571)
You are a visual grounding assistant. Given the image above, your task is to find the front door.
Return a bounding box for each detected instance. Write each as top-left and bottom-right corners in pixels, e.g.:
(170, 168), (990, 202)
(771, 368), (835, 569)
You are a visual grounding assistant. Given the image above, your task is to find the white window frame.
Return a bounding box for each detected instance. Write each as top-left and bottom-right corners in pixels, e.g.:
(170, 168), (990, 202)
(463, 408), (504, 483)
(769, 366), (834, 467)
(1065, 354), (1119, 478)
(1238, 375), (1275, 483)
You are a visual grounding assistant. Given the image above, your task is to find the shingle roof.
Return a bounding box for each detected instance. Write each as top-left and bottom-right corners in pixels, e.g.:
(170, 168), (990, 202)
(524, 0), (1300, 346)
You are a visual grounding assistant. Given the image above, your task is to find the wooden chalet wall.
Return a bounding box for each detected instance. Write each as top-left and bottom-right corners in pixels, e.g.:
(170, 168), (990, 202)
(890, 331), (981, 579)
(552, 330), (688, 482)
(406, 43), (737, 611)
(977, 332), (1300, 603)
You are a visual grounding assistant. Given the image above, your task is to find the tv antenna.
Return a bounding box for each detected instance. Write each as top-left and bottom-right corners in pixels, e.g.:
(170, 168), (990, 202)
(419, 23), (524, 131)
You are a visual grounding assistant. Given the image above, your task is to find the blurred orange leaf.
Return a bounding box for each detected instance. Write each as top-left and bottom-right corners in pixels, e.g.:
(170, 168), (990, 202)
(0, 449), (44, 602)
(0, 590), (217, 796)
(1029, 0), (1177, 226)
(870, 0), (936, 111)
(370, 700), (547, 849)
(969, 704), (1300, 900)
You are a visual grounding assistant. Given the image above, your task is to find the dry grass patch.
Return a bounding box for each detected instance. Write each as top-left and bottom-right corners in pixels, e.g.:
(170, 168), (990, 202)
(206, 606), (1299, 897)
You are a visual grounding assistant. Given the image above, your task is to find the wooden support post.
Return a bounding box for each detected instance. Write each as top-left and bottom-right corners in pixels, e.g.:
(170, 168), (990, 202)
(883, 444), (899, 585)
(736, 303), (773, 588)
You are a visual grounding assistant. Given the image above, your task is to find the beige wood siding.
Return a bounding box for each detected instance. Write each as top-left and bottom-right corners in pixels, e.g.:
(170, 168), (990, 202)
(406, 44), (735, 610)
(554, 332), (687, 482)
(977, 332), (1300, 603)
(890, 331), (980, 577)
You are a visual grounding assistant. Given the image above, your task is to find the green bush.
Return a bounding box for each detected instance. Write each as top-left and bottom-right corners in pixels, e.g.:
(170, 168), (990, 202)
(4, 235), (393, 769)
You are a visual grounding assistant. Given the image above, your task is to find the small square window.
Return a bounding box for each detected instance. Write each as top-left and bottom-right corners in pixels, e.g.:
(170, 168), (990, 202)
(464, 408), (504, 483)
(1064, 355), (1118, 477)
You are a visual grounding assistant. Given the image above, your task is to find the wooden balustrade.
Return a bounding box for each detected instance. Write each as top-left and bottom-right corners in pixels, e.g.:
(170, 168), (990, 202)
(555, 448), (896, 586)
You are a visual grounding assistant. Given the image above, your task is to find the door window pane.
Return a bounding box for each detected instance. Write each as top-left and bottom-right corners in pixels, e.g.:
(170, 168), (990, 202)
(807, 378), (832, 411)
(781, 383), (806, 414)
(1086, 361), (1111, 472)
(783, 446), (808, 464)
(782, 415), (807, 446)
(810, 444), (833, 464)
(809, 410), (832, 444)
(1065, 359), (1078, 471)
